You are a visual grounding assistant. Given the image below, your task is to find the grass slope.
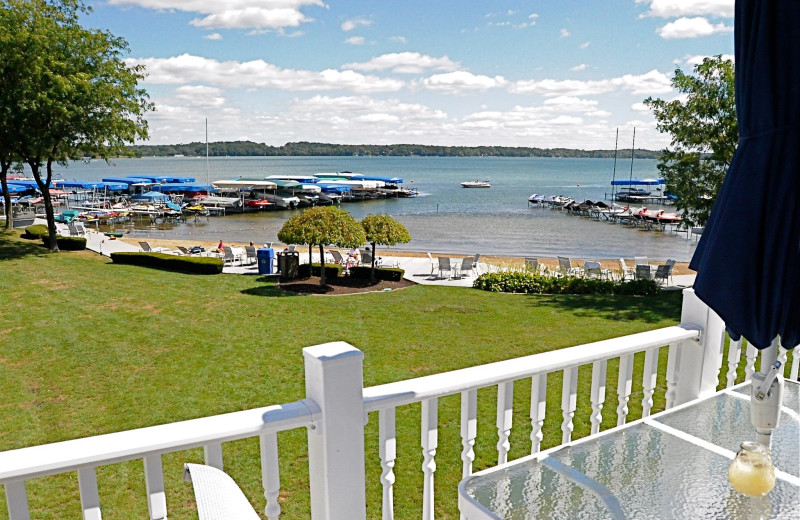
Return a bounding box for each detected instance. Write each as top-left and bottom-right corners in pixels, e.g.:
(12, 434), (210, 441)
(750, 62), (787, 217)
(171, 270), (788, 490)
(1, 230), (691, 519)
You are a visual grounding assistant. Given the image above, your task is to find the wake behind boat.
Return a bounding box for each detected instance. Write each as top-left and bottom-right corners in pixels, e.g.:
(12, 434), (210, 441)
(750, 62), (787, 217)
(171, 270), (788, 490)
(461, 180), (491, 188)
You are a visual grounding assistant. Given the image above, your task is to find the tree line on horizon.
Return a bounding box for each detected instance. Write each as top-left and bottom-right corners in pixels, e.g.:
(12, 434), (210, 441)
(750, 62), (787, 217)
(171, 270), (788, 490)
(122, 141), (662, 159)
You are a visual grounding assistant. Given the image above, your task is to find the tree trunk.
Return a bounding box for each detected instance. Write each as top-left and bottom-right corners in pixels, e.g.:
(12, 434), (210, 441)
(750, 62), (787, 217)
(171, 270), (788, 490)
(31, 159), (58, 252)
(318, 244), (326, 286)
(370, 241), (377, 282)
(308, 243), (313, 268)
(1, 162), (12, 229)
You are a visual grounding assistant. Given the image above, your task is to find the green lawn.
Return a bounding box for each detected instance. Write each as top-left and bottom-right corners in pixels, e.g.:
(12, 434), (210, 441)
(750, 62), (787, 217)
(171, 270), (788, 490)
(0, 230), (692, 519)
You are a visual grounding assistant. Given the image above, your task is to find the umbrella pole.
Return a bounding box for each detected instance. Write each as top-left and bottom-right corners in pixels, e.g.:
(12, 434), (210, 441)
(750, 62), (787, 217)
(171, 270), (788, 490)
(751, 337), (783, 447)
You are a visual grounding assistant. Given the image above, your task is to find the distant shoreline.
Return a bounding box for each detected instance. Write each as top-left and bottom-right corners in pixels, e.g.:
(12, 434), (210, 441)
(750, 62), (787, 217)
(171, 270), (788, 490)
(119, 141), (663, 160)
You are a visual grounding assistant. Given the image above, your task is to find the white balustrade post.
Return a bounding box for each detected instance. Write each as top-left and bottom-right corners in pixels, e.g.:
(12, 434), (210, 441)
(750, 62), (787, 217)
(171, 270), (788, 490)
(303, 342), (367, 520)
(673, 288), (726, 406)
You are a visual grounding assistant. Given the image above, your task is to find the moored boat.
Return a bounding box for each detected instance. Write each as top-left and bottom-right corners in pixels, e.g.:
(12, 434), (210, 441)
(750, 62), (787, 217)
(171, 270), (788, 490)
(461, 180), (491, 188)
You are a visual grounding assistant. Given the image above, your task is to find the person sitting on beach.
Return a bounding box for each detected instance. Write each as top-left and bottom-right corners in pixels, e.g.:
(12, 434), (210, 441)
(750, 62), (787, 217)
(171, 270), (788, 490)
(216, 239), (225, 253)
(346, 247), (360, 268)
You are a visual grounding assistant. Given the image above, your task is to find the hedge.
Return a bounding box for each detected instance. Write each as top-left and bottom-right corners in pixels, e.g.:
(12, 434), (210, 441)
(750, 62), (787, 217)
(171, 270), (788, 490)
(22, 225), (48, 239)
(347, 265), (405, 281)
(51, 236), (87, 251)
(110, 252), (223, 274)
(297, 263), (344, 279)
(473, 272), (660, 296)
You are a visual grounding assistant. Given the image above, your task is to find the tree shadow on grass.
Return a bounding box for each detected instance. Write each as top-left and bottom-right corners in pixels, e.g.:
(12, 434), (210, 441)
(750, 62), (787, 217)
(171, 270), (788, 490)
(526, 290), (684, 324)
(0, 231), (49, 261)
(240, 276), (303, 298)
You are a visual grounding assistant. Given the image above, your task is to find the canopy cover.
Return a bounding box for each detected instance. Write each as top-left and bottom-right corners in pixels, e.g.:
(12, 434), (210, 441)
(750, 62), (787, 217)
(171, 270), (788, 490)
(689, 0), (799, 350)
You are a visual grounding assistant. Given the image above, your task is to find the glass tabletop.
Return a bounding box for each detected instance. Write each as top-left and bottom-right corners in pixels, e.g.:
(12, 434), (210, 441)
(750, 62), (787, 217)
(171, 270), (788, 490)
(460, 381), (800, 520)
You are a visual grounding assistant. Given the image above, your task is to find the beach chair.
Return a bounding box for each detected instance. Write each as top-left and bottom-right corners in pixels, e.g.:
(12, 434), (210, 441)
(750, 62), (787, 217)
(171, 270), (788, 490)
(362, 251), (374, 266)
(245, 246), (257, 265)
(524, 257), (539, 272)
(634, 256), (649, 267)
(583, 261), (608, 279)
(287, 245), (296, 253)
(138, 241), (170, 254)
(183, 464), (260, 520)
(472, 253), (481, 274)
(635, 264), (653, 280)
(619, 258), (634, 280)
(653, 264), (672, 285)
(329, 250), (344, 265)
(176, 246), (193, 256)
(437, 257), (452, 279)
(557, 256), (580, 277)
(222, 246), (241, 266)
(459, 257), (474, 279)
(427, 252), (437, 274)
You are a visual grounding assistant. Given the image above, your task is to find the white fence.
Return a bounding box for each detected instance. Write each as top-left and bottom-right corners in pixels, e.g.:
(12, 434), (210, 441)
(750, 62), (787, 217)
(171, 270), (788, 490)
(0, 289), (797, 520)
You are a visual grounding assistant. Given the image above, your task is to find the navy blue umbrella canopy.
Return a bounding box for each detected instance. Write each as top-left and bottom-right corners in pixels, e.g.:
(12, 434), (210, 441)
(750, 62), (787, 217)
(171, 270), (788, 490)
(689, 0), (800, 350)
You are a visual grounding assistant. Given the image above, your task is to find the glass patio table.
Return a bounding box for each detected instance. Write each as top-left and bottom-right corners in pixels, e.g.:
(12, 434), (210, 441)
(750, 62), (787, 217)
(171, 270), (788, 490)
(459, 380), (800, 519)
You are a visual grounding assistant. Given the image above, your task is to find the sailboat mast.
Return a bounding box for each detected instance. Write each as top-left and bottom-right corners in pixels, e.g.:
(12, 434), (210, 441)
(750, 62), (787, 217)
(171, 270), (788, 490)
(205, 118), (210, 188)
(611, 127), (619, 201)
(628, 127), (636, 185)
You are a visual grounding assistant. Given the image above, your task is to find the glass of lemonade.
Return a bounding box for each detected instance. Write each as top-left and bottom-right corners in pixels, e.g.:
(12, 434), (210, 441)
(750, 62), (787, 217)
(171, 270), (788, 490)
(728, 441), (776, 497)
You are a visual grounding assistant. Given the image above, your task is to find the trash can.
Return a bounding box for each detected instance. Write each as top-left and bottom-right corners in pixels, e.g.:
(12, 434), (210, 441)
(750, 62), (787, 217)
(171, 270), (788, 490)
(256, 248), (274, 275)
(278, 251), (300, 281)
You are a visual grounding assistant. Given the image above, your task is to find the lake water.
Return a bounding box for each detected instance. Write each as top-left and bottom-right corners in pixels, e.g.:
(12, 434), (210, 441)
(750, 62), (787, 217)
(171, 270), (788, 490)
(49, 156), (698, 261)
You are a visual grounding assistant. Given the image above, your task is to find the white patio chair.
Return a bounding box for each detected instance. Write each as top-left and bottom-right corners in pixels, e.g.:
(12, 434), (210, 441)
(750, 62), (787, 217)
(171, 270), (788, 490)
(183, 463), (260, 520)
(427, 252), (437, 274)
(557, 256), (581, 277)
(619, 258), (634, 281)
(459, 256), (474, 279)
(222, 246), (239, 266)
(138, 241), (170, 254)
(583, 260), (609, 279)
(245, 245), (257, 265)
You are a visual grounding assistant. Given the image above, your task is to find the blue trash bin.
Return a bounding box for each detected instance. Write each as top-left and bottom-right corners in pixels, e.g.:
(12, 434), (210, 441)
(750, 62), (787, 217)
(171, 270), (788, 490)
(257, 248), (274, 275)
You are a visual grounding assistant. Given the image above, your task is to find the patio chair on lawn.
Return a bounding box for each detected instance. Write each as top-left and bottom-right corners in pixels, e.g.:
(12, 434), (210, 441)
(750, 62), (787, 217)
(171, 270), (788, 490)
(183, 464), (260, 520)
(635, 264), (653, 280)
(245, 245), (257, 265)
(176, 246), (193, 256)
(427, 252), (437, 274)
(634, 256), (649, 267)
(654, 264), (672, 285)
(437, 256), (452, 279)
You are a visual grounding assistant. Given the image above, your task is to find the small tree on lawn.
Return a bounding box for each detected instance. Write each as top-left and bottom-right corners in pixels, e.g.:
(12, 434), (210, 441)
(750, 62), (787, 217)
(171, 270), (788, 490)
(278, 206), (365, 286)
(361, 214), (411, 281)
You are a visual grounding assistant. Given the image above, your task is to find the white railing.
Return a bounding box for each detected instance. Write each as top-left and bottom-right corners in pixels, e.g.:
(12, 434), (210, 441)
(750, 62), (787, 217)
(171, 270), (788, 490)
(0, 288), (796, 520)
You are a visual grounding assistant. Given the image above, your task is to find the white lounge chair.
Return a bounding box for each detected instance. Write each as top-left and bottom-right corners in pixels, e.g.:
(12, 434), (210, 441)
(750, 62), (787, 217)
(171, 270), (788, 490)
(619, 258), (634, 281)
(557, 256), (581, 277)
(459, 257), (474, 279)
(138, 241), (170, 254)
(427, 252), (437, 274)
(437, 257), (452, 279)
(183, 464), (260, 520)
(583, 261), (609, 279)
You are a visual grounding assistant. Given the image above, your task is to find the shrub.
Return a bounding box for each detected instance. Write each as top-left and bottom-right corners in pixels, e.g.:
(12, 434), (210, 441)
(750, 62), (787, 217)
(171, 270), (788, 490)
(110, 252), (223, 274)
(473, 272), (659, 296)
(347, 265), (405, 281)
(22, 225), (48, 239)
(298, 263), (343, 279)
(53, 236), (86, 251)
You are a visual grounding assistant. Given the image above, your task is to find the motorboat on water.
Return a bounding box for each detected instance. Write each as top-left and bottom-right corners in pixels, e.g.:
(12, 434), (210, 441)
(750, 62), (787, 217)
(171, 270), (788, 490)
(461, 180), (491, 188)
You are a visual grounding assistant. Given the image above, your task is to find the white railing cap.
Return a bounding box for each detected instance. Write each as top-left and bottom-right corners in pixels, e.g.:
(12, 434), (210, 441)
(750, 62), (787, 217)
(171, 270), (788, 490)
(363, 325), (700, 412)
(0, 401), (313, 484)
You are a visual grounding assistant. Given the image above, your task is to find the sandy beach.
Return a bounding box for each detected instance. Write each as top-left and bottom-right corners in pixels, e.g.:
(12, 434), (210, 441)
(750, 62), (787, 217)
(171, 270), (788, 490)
(117, 237), (695, 275)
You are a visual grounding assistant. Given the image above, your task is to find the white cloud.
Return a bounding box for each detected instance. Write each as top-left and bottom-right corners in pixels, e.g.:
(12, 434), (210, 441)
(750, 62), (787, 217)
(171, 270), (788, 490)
(529, 13), (539, 20)
(420, 71), (507, 93)
(390, 36), (407, 44)
(341, 17), (371, 31)
(109, 0), (324, 31)
(559, 28), (570, 38)
(657, 17), (732, 39)
(570, 64), (587, 72)
(580, 41), (590, 49)
(343, 52), (459, 74)
(345, 36), (365, 45)
(631, 101), (651, 113)
(683, 53), (735, 66)
(636, 0), (734, 19)
(511, 69), (672, 96)
(203, 33), (222, 40)
(130, 54), (404, 93)
(173, 85), (226, 107)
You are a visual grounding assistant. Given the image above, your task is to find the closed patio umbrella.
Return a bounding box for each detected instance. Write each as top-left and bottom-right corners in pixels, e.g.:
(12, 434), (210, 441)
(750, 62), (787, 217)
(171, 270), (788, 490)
(689, 0), (799, 352)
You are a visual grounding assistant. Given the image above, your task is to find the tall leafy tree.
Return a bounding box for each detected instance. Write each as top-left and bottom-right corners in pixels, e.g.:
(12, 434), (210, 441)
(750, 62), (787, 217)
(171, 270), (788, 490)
(361, 214), (411, 281)
(644, 56), (737, 227)
(1, 0), (151, 249)
(278, 206), (366, 286)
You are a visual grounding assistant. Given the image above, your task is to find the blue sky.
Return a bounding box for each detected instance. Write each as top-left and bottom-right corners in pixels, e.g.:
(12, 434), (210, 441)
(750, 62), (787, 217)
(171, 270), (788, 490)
(85, 0), (735, 149)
